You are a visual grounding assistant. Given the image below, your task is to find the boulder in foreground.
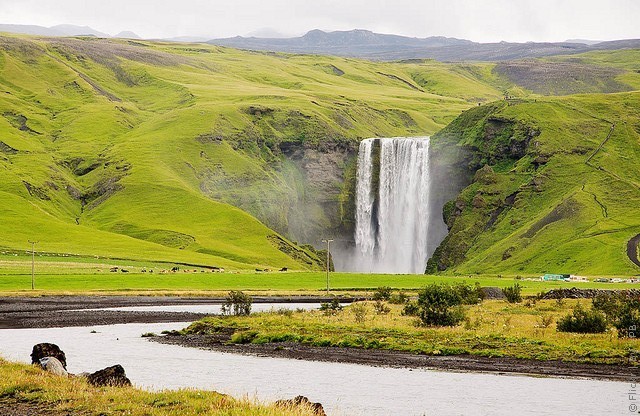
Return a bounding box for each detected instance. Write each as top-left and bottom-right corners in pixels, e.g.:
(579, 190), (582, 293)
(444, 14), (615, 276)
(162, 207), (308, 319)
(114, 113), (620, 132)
(31, 343), (67, 369)
(38, 356), (68, 377)
(87, 364), (132, 387)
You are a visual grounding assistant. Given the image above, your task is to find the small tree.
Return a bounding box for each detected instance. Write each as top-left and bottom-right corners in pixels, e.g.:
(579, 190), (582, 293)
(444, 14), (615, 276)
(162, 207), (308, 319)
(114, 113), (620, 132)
(221, 291), (252, 316)
(502, 283), (522, 303)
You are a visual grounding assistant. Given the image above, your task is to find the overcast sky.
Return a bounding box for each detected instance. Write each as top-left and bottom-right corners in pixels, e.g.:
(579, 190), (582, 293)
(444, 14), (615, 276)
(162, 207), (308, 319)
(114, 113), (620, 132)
(1, 0), (639, 42)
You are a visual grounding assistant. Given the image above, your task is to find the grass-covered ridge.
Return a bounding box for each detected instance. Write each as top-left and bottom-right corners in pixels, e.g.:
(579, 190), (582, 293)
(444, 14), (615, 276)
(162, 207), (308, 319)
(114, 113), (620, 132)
(0, 33), (512, 270)
(429, 91), (640, 275)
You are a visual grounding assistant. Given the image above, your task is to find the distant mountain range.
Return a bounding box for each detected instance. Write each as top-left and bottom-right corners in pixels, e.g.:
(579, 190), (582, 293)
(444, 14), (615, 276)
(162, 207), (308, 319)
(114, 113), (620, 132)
(0, 23), (138, 40)
(208, 29), (640, 61)
(1, 24), (639, 62)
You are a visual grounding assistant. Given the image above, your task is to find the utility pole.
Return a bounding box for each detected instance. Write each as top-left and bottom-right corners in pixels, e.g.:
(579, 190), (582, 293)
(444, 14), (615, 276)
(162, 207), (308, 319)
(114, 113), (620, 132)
(322, 239), (333, 295)
(28, 240), (38, 290)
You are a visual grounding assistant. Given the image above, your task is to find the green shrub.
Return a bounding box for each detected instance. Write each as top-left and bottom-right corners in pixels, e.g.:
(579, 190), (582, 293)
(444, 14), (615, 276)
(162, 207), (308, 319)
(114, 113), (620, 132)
(453, 282), (485, 304)
(401, 301), (420, 316)
(502, 283), (522, 303)
(419, 304), (466, 327)
(221, 290), (252, 316)
(557, 305), (607, 333)
(372, 286), (392, 301)
(389, 291), (409, 304)
(414, 283), (478, 326)
(320, 298), (343, 315)
(592, 292), (640, 338)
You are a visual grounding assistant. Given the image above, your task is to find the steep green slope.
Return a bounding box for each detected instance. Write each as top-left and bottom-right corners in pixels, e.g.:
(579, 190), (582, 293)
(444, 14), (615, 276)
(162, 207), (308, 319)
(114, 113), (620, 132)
(429, 92), (640, 276)
(0, 34), (505, 269)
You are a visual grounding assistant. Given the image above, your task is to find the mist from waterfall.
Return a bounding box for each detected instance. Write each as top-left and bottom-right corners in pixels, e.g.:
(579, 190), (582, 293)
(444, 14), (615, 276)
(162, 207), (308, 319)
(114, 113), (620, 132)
(346, 137), (432, 274)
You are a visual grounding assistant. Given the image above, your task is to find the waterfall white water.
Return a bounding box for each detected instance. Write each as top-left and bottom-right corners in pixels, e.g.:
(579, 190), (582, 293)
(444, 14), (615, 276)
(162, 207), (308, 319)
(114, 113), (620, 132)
(354, 139), (376, 256)
(351, 137), (431, 274)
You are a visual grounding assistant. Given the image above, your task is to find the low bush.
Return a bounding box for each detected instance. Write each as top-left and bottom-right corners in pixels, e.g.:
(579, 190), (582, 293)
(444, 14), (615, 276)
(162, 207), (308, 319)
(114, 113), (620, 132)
(221, 290), (252, 316)
(373, 300), (390, 315)
(537, 315), (554, 328)
(557, 305), (607, 334)
(401, 301), (419, 316)
(320, 298), (343, 315)
(372, 286), (392, 301)
(502, 283), (522, 303)
(413, 283), (482, 326)
(454, 282), (485, 304)
(389, 291), (409, 304)
(592, 292), (640, 338)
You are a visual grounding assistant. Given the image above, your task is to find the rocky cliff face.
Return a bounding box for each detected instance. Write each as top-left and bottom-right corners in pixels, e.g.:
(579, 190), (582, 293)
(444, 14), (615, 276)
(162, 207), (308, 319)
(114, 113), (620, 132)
(280, 140), (358, 246)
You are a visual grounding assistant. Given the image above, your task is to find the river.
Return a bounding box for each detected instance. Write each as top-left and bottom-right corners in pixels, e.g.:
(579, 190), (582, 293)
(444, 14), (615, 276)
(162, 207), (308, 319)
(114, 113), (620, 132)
(0, 304), (627, 415)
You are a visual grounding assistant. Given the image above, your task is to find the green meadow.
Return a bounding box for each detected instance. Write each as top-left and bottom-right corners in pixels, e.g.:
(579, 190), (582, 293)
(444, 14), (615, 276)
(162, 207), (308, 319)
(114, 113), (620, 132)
(0, 253), (638, 295)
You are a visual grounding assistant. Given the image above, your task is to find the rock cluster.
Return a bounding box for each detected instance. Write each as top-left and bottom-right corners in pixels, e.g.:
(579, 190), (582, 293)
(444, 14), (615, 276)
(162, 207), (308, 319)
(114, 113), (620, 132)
(480, 286), (506, 300)
(539, 288), (640, 299)
(31, 343), (131, 387)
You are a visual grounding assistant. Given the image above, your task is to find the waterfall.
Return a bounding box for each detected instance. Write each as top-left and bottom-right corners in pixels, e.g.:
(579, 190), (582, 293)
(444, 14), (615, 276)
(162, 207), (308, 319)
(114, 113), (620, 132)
(351, 137), (431, 274)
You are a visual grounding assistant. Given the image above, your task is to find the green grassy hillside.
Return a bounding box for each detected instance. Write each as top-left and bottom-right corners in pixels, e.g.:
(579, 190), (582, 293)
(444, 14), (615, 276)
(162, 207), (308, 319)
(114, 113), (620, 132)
(429, 92), (640, 276)
(0, 34), (505, 270)
(494, 49), (640, 95)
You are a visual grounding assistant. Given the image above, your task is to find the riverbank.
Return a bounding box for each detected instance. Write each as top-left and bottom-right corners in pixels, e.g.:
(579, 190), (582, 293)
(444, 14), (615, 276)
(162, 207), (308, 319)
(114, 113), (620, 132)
(155, 333), (637, 382)
(0, 358), (317, 415)
(0, 295), (352, 329)
(153, 299), (640, 382)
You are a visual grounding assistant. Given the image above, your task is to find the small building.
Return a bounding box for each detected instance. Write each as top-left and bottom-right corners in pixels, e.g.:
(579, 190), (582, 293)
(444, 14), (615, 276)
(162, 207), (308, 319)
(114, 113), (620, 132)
(569, 275), (588, 282)
(541, 273), (570, 281)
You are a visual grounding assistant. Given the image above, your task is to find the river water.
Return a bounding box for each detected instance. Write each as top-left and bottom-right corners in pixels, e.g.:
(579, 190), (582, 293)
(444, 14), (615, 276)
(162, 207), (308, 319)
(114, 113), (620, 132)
(0, 306), (628, 415)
